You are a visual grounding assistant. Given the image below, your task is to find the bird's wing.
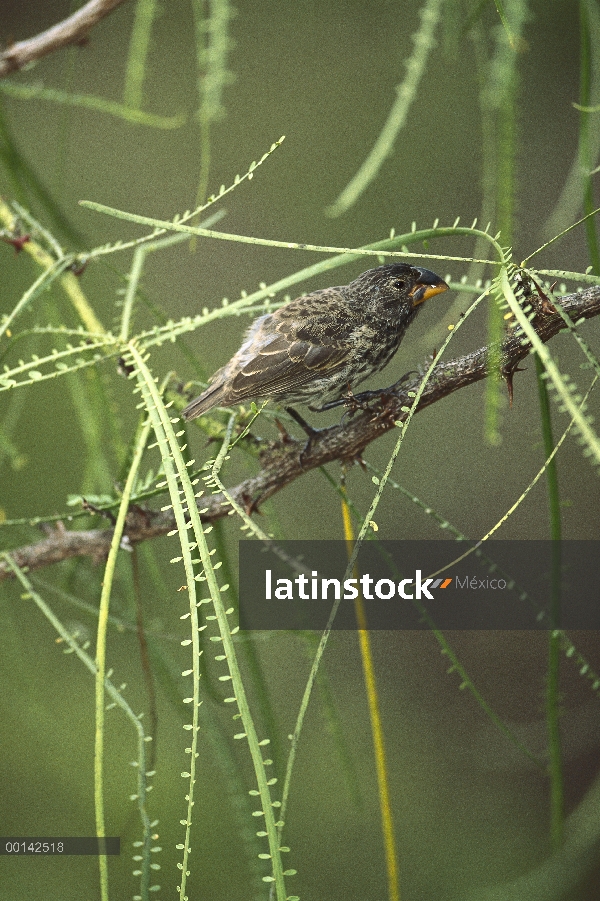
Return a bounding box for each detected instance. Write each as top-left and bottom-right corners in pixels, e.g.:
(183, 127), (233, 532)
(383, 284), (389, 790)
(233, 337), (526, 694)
(221, 296), (357, 401)
(225, 332), (351, 400)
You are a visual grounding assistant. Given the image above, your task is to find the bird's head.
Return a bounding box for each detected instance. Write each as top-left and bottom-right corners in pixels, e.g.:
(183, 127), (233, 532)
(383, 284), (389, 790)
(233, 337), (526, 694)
(347, 263), (449, 317)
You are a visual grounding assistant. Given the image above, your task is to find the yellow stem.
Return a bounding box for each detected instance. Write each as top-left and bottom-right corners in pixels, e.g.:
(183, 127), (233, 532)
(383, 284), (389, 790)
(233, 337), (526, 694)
(341, 487), (400, 901)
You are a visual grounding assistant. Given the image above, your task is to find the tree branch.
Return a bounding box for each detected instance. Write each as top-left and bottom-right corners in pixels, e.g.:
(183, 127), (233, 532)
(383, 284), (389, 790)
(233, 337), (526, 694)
(0, 0), (129, 78)
(2, 284), (600, 581)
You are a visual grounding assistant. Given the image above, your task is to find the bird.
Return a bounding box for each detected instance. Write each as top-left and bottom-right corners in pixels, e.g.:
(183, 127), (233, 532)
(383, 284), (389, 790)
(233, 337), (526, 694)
(181, 263), (449, 421)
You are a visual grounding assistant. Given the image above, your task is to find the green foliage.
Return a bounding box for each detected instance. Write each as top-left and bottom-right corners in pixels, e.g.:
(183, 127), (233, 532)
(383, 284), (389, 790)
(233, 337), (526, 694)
(2, 2), (600, 901)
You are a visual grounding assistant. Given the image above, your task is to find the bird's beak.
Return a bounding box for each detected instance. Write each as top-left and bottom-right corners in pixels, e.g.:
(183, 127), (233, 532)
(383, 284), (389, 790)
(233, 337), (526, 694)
(410, 268), (449, 307)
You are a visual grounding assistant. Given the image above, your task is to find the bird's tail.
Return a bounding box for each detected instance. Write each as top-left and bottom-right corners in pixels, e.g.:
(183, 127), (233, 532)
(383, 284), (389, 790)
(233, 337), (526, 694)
(181, 383), (227, 420)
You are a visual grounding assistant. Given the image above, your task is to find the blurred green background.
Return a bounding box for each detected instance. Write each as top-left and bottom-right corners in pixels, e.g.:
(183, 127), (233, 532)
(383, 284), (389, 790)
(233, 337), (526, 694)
(1, 1), (600, 899)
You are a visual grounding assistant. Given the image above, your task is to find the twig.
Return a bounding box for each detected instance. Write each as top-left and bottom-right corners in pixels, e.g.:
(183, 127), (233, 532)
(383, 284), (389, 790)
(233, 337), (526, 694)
(0, 0), (129, 78)
(2, 285), (599, 580)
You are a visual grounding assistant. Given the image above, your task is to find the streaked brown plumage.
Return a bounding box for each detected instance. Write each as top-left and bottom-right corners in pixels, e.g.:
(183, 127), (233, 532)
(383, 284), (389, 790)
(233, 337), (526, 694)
(182, 263), (448, 420)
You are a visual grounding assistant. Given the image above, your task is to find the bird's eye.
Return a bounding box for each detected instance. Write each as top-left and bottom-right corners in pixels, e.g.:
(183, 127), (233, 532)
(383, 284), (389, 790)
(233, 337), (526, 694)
(393, 279), (406, 290)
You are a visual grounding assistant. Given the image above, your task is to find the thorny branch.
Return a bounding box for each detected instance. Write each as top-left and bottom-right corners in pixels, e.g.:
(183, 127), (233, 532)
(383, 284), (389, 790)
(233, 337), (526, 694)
(1, 284), (600, 581)
(0, 0), (129, 78)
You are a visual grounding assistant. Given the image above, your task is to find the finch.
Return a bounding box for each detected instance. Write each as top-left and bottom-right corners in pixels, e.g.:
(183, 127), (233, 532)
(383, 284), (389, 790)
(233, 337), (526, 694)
(181, 263), (448, 420)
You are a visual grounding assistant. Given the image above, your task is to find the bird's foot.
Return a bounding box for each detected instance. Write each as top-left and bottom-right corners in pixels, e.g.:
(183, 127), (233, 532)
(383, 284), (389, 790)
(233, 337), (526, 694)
(285, 406), (327, 467)
(315, 387), (383, 417)
(320, 371), (418, 422)
(312, 390), (375, 427)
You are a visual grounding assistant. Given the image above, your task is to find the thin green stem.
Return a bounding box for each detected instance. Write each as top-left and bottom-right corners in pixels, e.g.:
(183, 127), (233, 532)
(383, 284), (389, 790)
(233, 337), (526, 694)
(0, 81), (184, 129)
(326, 0), (444, 217)
(492, 0), (519, 49)
(81, 201), (500, 266)
(0, 259), (69, 340)
(502, 270), (600, 463)
(485, 13), (518, 445)
(535, 355), (564, 850)
(579, 0), (600, 274)
(120, 245), (146, 342)
(93, 385), (154, 901)
(123, 0), (159, 110)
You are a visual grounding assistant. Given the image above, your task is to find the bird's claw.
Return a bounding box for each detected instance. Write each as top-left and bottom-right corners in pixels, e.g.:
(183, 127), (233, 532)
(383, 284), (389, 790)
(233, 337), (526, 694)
(340, 372), (418, 421)
(316, 371), (417, 421)
(339, 388), (380, 423)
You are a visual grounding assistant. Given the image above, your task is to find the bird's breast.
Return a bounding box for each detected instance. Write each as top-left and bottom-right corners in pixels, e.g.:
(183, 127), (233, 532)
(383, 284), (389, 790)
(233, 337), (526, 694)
(348, 322), (377, 345)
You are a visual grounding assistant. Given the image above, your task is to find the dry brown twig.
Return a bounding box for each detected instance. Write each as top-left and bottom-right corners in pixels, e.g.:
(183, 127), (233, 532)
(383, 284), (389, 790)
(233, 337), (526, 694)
(1, 284), (600, 581)
(0, 0), (129, 78)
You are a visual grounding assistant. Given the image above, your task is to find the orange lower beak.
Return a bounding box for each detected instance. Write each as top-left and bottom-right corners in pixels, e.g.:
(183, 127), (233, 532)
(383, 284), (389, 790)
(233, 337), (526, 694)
(410, 281), (449, 306)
